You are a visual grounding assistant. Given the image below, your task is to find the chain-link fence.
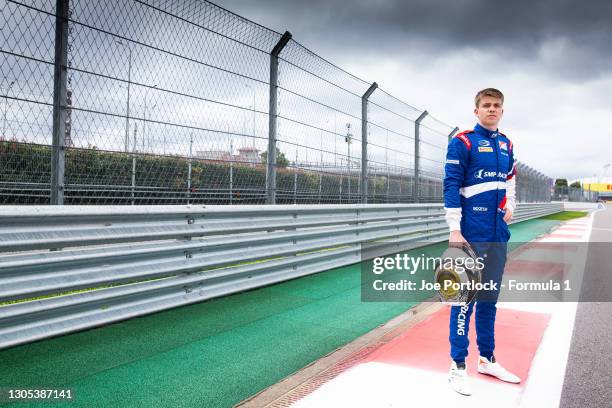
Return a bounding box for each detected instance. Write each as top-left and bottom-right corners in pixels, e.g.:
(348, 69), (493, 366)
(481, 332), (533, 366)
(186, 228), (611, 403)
(514, 162), (554, 203)
(552, 186), (600, 202)
(1, 0), (553, 205)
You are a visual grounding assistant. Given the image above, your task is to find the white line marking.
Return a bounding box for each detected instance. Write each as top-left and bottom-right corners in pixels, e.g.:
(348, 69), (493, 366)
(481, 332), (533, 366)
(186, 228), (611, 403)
(292, 363), (522, 408)
(516, 211), (595, 408)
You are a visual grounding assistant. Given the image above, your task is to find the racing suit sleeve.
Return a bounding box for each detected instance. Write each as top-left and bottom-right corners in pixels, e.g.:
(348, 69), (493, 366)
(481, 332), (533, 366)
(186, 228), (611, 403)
(444, 136), (469, 231)
(505, 142), (516, 213)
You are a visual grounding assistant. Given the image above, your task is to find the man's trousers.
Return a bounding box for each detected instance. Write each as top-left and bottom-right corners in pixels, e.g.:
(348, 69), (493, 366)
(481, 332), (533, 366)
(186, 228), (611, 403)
(449, 242), (507, 363)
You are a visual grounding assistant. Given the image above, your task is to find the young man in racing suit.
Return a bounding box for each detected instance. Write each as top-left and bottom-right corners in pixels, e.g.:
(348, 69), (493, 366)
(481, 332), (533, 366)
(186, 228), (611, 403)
(443, 88), (521, 396)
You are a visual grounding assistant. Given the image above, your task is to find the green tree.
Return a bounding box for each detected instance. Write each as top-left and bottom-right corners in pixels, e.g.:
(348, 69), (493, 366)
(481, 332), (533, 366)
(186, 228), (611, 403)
(260, 149), (289, 168)
(569, 181), (581, 188)
(554, 178), (568, 187)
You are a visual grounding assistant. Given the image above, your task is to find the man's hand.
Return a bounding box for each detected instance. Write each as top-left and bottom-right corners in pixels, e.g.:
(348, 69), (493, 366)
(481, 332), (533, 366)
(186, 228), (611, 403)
(449, 230), (467, 247)
(503, 208), (513, 223)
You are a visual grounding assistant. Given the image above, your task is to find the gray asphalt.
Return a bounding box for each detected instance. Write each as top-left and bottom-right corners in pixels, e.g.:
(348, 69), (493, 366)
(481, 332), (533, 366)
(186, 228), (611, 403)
(559, 204), (612, 408)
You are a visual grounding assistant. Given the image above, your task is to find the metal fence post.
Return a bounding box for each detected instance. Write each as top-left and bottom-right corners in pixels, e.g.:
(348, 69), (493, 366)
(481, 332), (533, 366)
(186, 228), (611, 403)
(131, 156), (136, 205)
(518, 163), (525, 202)
(448, 126), (459, 144)
(528, 169), (535, 202)
(293, 150), (298, 204)
(50, 0), (69, 205)
(361, 82), (377, 204)
(413, 110), (428, 203)
(533, 172), (537, 202)
(267, 31), (292, 205)
(525, 167), (530, 202)
(443, 126), (460, 200)
(187, 133), (193, 204)
(532, 170), (538, 202)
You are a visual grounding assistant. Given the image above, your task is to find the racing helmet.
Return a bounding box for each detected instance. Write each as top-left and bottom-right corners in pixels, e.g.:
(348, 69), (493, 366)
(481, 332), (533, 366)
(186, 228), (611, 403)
(434, 243), (483, 305)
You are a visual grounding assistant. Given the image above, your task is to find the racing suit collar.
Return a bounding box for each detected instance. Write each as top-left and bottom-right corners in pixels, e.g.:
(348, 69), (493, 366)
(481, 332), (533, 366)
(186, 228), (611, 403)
(474, 123), (499, 138)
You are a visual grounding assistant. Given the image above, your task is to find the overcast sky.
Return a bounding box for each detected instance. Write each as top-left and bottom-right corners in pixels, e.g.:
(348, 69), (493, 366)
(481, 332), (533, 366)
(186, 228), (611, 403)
(215, 0), (612, 181)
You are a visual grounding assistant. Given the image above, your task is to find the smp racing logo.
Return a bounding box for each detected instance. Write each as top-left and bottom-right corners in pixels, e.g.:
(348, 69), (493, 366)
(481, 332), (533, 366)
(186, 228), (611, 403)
(457, 304), (470, 336)
(474, 169), (507, 179)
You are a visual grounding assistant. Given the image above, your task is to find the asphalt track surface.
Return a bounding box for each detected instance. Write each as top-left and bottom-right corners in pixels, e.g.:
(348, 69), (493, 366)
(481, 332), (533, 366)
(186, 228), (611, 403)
(559, 205), (612, 408)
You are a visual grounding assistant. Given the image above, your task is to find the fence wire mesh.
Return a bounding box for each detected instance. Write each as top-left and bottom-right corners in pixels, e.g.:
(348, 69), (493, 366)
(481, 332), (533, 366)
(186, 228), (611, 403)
(366, 89), (416, 203)
(276, 39), (368, 204)
(515, 162), (554, 203)
(1, 0), (553, 205)
(552, 185), (600, 202)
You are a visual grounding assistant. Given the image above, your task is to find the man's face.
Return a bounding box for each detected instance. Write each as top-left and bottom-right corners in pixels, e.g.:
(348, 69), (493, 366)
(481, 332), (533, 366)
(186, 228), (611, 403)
(474, 96), (503, 129)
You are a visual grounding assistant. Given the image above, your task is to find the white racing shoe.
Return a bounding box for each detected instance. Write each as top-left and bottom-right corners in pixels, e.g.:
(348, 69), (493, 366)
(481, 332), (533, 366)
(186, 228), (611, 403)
(448, 361), (472, 396)
(477, 356), (521, 383)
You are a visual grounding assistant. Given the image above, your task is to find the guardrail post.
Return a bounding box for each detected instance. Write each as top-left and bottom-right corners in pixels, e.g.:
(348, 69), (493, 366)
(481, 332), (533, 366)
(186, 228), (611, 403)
(361, 82), (377, 203)
(413, 110), (428, 203)
(50, 0), (69, 205)
(267, 31), (292, 204)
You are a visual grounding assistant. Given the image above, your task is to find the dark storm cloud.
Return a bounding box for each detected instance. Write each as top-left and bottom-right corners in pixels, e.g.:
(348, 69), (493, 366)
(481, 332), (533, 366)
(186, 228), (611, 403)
(217, 0), (612, 80)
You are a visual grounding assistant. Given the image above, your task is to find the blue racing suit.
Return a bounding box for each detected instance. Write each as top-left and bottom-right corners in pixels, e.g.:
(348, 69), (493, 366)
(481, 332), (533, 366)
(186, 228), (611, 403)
(443, 123), (516, 363)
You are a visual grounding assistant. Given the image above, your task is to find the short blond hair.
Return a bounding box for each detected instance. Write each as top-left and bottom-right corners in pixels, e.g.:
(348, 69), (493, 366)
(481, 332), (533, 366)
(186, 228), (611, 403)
(475, 88), (504, 107)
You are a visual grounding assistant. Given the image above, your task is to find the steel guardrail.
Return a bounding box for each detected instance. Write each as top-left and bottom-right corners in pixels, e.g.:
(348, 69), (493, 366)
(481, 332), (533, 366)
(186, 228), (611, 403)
(0, 202), (562, 349)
